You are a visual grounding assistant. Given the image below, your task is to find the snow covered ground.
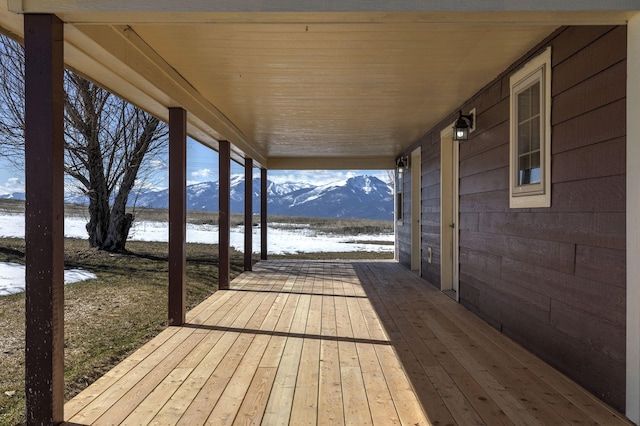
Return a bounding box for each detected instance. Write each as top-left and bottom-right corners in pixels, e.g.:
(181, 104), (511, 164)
(0, 264), (96, 296)
(0, 212), (394, 296)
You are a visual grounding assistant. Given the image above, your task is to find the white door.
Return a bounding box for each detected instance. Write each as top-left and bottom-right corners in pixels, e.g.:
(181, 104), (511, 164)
(440, 127), (459, 300)
(411, 148), (421, 273)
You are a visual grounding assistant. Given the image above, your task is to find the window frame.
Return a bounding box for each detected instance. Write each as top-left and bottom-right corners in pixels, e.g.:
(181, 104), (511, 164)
(396, 166), (404, 224)
(509, 47), (552, 208)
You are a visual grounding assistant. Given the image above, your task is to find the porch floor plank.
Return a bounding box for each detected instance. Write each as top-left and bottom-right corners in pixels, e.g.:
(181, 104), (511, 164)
(64, 260), (632, 425)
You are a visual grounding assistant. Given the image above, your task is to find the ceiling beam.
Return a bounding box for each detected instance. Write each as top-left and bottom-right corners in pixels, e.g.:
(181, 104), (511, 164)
(9, 0), (640, 14)
(268, 156), (395, 170)
(4, 12), (638, 26)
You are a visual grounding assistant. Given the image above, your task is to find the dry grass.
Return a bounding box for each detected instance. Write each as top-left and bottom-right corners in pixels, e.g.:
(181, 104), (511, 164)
(0, 202), (393, 425)
(0, 237), (247, 426)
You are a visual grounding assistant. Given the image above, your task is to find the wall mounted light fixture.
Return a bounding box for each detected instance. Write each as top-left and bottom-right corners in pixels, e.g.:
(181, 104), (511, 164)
(452, 109), (475, 141)
(396, 155), (409, 172)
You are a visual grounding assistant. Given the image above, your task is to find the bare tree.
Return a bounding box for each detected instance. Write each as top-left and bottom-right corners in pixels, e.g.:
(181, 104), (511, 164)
(0, 33), (25, 168)
(0, 33), (167, 252)
(385, 169), (396, 185)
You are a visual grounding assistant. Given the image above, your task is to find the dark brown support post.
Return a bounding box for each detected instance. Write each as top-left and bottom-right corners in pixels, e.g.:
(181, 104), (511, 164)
(168, 107), (187, 325)
(219, 141), (231, 289)
(244, 158), (253, 271)
(24, 14), (65, 425)
(261, 168), (268, 260)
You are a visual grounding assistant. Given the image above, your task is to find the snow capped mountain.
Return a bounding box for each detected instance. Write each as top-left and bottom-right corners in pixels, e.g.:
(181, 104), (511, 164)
(133, 174), (393, 220)
(3, 174), (394, 220)
(267, 180), (313, 196)
(275, 175), (392, 219)
(0, 191), (25, 200)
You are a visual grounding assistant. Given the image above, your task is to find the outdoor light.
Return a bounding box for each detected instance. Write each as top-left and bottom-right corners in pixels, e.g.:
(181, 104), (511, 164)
(452, 110), (475, 141)
(396, 156), (409, 173)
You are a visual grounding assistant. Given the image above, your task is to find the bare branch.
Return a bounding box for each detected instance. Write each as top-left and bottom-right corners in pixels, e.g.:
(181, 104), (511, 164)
(0, 34), (169, 251)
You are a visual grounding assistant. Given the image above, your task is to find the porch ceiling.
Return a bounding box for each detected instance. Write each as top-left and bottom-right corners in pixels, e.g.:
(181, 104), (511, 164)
(1, 2), (638, 169)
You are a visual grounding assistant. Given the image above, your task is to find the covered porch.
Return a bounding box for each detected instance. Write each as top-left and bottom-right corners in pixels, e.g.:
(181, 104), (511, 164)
(64, 260), (630, 425)
(2, 1), (640, 424)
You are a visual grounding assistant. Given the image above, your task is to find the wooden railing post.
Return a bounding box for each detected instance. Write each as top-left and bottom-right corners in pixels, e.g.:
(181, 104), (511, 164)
(244, 158), (253, 271)
(168, 107), (187, 325)
(219, 141), (231, 289)
(261, 168), (268, 260)
(24, 13), (65, 425)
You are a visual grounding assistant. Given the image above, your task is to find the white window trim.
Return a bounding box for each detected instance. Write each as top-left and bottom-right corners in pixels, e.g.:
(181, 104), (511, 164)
(509, 47), (552, 208)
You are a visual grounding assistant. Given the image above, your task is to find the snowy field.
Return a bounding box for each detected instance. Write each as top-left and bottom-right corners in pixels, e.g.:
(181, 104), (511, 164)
(0, 212), (394, 296)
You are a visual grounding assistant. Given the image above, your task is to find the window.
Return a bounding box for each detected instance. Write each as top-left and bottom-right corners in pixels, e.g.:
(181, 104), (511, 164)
(509, 47), (551, 208)
(396, 167), (404, 223)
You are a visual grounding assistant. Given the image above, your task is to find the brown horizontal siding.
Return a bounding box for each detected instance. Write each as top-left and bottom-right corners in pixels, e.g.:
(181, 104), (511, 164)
(551, 26), (615, 66)
(397, 25), (627, 412)
(470, 289), (625, 411)
(552, 137), (626, 183)
(552, 98), (626, 154)
(459, 189), (510, 213)
(478, 212), (625, 250)
(460, 231), (576, 274)
(499, 257), (625, 327)
(575, 245), (626, 288)
(459, 144), (509, 178)
(460, 101), (510, 161)
(552, 60), (626, 125)
(550, 299), (625, 362)
(550, 175), (625, 213)
(460, 265), (552, 325)
(459, 167), (509, 196)
(552, 26), (626, 96)
(422, 181), (440, 201)
(458, 212), (479, 232)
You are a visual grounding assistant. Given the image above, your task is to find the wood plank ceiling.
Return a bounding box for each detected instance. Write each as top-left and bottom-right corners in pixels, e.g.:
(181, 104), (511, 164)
(1, 2), (637, 169)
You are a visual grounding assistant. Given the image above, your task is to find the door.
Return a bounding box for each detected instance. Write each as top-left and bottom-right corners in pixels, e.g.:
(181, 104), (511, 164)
(411, 147), (421, 273)
(440, 127), (459, 300)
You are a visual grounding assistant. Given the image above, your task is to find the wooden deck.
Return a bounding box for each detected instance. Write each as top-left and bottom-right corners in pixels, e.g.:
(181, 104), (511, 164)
(64, 260), (631, 425)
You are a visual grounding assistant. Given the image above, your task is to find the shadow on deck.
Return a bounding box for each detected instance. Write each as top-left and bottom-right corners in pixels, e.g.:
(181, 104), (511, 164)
(64, 260), (631, 425)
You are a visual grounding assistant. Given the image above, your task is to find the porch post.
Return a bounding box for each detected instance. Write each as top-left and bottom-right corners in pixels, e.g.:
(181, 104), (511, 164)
(24, 14), (65, 425)
(261, 168), (268, 260)
(168, 107), (187, 325)
(219, 141), (231, 289)
(244, 158), (253, 271)
(627, 12), (640, 424)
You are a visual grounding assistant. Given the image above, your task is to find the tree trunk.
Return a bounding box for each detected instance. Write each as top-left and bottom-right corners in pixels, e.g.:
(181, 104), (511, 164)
(76, 77), (111, 250)
(85, 188), (110, 248)
(101, 114), (162, 252)
(102, 211), (133, 252)
(102, 177), (135, 252)
(0, 38), (168, 252)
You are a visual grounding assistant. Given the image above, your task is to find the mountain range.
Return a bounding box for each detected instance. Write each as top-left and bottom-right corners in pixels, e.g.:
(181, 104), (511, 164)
(135, 174), (394, 220)
(1, 175), (394, 220)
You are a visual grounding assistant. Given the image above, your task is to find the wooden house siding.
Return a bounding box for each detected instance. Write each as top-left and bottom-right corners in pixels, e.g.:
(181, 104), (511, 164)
(397, 175), (412, 265)
(396, 25), (627, 411)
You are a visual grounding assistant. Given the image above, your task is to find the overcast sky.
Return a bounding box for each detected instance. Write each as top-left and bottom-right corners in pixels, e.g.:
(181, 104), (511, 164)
(0, 137), (391, 195)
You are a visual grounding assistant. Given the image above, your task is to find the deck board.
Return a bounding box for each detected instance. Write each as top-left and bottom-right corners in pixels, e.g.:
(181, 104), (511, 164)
(64, 260), (632, 425)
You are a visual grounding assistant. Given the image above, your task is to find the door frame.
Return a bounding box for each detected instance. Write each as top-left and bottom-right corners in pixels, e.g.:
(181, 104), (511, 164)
(411, 147), (422, 273)
(440, 125), (459, 301)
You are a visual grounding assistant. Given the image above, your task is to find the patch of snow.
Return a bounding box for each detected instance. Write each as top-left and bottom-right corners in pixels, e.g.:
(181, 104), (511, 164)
(0, 211), (393, 296)
(0, 213), (394, 255)
(362, 176), (373, 194)
(0, 261), (96, 296)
